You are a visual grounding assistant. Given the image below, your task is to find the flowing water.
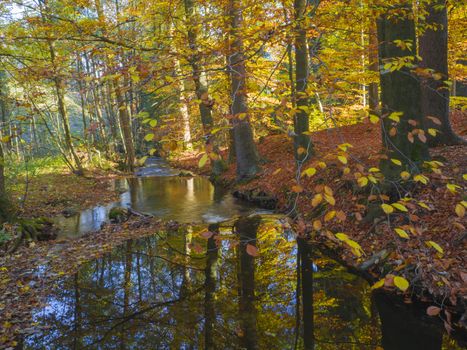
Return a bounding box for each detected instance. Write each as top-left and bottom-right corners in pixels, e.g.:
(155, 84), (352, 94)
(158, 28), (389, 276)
(29, 159), (464, 349)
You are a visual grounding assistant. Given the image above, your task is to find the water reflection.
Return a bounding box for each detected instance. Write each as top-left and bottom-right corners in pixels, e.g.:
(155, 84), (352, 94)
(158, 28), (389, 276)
(55, 176), (263, 237)
(26, 216), (463, 349)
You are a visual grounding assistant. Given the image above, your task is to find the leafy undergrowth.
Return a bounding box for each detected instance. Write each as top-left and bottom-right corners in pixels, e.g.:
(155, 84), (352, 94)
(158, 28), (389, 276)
(173, 111), (467, 325)
(9, 166), (123, 218)
(0, 216), (166, 348)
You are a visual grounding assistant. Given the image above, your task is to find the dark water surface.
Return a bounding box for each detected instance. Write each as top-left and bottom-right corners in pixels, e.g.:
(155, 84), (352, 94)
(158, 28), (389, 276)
(24, 217), (463, 350)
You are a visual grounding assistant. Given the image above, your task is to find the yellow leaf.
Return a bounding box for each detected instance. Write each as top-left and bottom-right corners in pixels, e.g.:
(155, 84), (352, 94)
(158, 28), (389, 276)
(371, 279), (385, 290)
(324, 193), (336, 206)
(198, 154), (209, 168)
(417, 201), (430, 210)
(301, 167), (317, 177)
(400, 171), (411, 180)
(368, 175), (377, 184)
(463, 174), (467, 181)
(324, 186), (333, 196)
(428, 128), (437, 136)
(369, 114), (380, 124)
(335, 233), (349, 241)
(343, 167), (350, 175)
(272, 168), (282, 175)
(345, 239), (364, 257)
(391, 203), (408, 212)
(369, 167), (380, 173)
(357, 176), (368, 187)
(414, 174), (428, 184)
(317, 161), (327, 169)
(394, 228), (409, 239)
(426, 241), (444, 254)
(455, 204), (465, 218)
(381, 204), (394, 214)
(144, 133), (155, 142)
(446, 184), (460, 194)
(311, 193), (323, 207)
(338, 155), (347, 165)
(388, 111), (403, 122)
(393, 276), (409, 291)
(324, 210), (336, 222)
(313, 220), (322, 230)
(391, 158), (402, 166)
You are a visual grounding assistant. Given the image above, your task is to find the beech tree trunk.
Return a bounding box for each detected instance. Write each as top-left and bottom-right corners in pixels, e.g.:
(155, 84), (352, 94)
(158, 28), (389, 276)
(377, 4), (430, 181)
(184, 0), (225, 175)
(419, 0), (464, 146)
(293, 0), (313, 161)
(228, 0), (260, 179)
(368, 21), (379, 114)
(114, 79), (136, 172)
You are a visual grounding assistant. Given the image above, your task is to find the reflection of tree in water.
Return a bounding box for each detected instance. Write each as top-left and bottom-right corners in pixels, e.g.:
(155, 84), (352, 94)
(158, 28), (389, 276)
(24, 218), (463, 349)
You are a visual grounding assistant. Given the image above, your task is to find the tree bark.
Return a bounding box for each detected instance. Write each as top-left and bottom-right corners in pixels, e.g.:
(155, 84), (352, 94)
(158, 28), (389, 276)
(293, 0), (314, 161)
(419, 0), (464, 146)
(184, 0), (225, 175)
(228, 0), (260, 180)
(368, 21), (379, 114)
(114, 79), (136, 172)
(297, 238), (314, 349)
(377, 4), (430, 181)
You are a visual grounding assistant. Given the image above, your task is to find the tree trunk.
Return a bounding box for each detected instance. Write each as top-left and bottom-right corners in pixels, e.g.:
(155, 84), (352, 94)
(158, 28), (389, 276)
(368, 21), (379, 114)
(293, 0), (313, 161)
(419, 0), (464, 146)
(228, 0), (260, 180)
(204, 224), (219, 350)
(184, 0), (225, 175)
(377, 4), (430, 182)
(114, 79), (136, 172)
(297, 238), (314, 349)
(235, 216), (260, 350)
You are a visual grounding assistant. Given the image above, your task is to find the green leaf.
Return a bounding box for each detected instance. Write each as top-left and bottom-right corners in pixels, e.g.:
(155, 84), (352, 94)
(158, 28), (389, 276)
(198, 154), (209, 168)
(144, 133), (155, 142)
(149, 119), (158, 127)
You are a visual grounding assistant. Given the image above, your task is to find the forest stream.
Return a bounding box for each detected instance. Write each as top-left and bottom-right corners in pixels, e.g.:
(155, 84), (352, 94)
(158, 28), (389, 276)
(17, 159), (465, 349)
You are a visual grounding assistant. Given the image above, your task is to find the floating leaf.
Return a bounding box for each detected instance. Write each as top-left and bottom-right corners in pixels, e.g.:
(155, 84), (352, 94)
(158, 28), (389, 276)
(393, 276), (409, 291)
(388, 111), (403, 122)
(390, 158), (402, 166)
(369, 114), (379, 124)
(428, 128), (437, 136)
(381, 204), (394, 214)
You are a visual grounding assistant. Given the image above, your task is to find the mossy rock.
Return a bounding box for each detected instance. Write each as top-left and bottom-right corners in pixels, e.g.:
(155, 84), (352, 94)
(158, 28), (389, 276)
(109, 207), (129, 223)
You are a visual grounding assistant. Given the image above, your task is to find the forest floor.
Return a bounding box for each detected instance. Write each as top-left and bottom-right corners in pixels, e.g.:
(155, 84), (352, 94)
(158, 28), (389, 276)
(9, 166), (123, 218)
(172, 110), (467, 324)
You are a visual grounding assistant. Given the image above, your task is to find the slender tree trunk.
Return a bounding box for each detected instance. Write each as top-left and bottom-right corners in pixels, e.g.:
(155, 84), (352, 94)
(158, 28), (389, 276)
(0, 143), (4, 199)
(184, 0), (225, 175)
(368, 21), (379, 114)
(114, 79), (136, 172)
(419, 0), (464, 146)
(377, 4), (430, 181)
(228, 0), (260, 179)
(293, 0), (313, 161)
(204, 224), (219, 350)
